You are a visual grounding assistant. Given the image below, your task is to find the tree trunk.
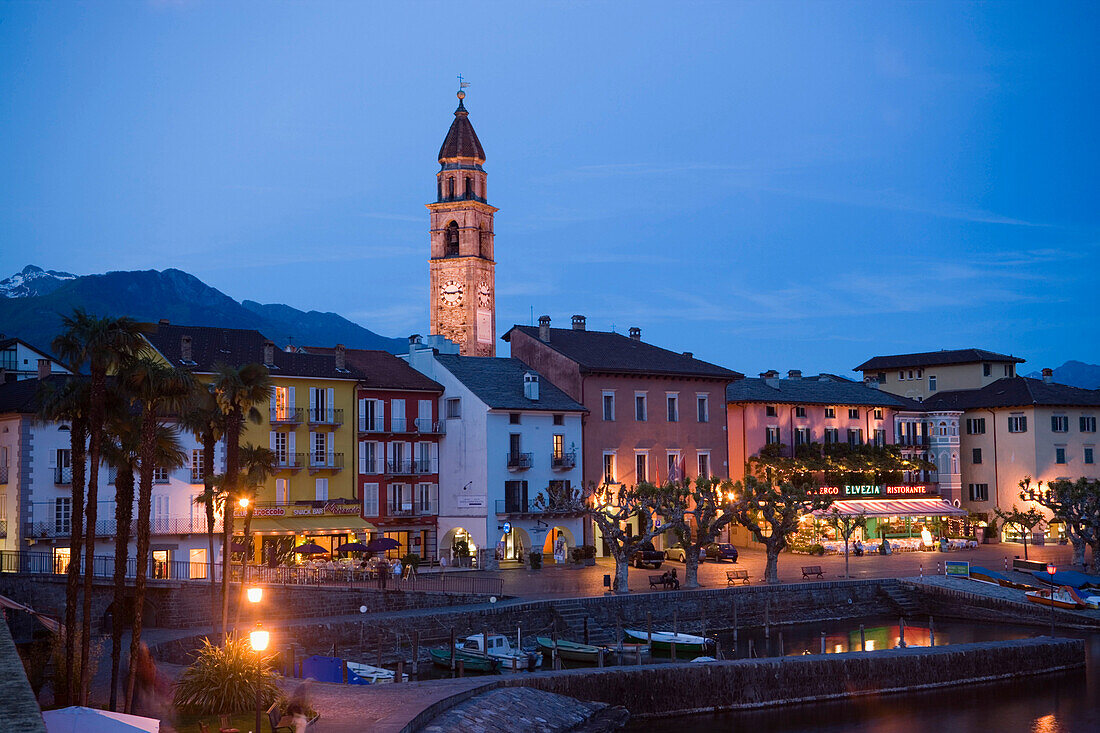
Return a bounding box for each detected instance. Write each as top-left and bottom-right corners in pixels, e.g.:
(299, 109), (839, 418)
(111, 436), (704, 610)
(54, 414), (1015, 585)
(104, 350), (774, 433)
(1022, 531), (1028, 560)
(613, 554), (630, 594)
(763, 545), (780, 584)
(80, 370), (107, 705)
(221, 410), (241, 640)
(844, 538), (850, 579)
(202, 432), (217, 630)
(125, 410), (156, 713)
(109, 467), (134, 711)
(232, 504), (255, 632)
(1089, 545), (1099, 576)
(1070, 535), (1086, 568)
(63, 416), (87, 708)
(684, 544), (700, 589)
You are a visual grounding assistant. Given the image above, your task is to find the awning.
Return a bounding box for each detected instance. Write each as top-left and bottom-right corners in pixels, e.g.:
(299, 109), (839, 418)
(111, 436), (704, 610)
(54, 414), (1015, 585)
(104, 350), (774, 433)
(813, 498), (968, 518)
(244, 516), (374, 535)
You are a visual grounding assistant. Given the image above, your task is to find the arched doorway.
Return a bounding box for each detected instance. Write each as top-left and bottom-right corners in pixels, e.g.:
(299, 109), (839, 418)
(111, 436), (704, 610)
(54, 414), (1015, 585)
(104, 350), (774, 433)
(440, 527), (478, 567)
(497, 525), (531, 563)
(542, 526), (576, 564)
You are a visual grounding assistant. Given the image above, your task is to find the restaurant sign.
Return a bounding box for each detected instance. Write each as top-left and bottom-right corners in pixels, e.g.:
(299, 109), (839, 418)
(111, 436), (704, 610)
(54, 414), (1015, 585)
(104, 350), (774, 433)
(814, 485), (934, 498)
(945, 561), (970, 578)
(235, 502), (361, 518)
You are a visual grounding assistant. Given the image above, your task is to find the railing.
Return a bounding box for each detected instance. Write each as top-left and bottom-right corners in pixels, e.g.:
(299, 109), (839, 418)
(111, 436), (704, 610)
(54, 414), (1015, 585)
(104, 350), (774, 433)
(414, 418), (445, 434)
(308, 408), (344, 425)
(359, 416), (384, 432)
(25, 502), (223, 539)
(385, 503), (437, 517)
(390, 418), (408, 432)
(55, 466), (72, 485)
(495, 498), (585, 515)
(385, 459), (415, 475)
(506, 452), (533, 470)
(275, 453), (305, 471)
(309, 452), (344, 471)
(270, 407), (305, 424)
(551, 451), (576, 470)
(0, 519), (6, 538)
(896, 436), (930, 447)
(0, 465), (8, 483)
(0, 550), (211, 581)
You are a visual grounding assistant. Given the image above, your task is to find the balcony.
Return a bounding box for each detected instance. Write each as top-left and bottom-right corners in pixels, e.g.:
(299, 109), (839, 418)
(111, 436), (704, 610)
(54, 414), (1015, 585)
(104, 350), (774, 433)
(275, 453), (305, 472)
(390, 418), (409, 432)
(308, 408), (344, 426)
(551, 451), (576, 470)
(0, 519), (6, 538)
(895, 436), (930, 447)
(308, 452), (344, 473)
(506, 452), (533, 471)
(270, 407), (305, 425)
(358, 416), (384, 433)
(415, 418), (445, 434)
(384, 503), (438, 518)
(495, 498), (585, 516)
(25, 501), (222, 539)
(55, 466), (72, 485)
(0, 465), (8, 484)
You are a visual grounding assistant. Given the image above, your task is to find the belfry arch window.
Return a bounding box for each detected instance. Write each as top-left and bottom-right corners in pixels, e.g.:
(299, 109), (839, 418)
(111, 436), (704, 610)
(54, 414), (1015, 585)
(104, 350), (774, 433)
(465, 176), (473, 198)
(447, 177), (455, 199)
(444, 221), (460, 257)
(479, 225), (489, 258)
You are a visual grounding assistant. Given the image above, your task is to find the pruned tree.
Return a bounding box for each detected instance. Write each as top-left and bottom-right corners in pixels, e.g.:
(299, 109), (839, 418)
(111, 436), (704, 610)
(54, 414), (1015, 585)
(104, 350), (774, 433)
(664, 476), (737, 589)
(583, 481), (674, 593)
(994, 503), (1046, 561)
(729, 475), (834, 583)
(1023, 475), (1100, 572)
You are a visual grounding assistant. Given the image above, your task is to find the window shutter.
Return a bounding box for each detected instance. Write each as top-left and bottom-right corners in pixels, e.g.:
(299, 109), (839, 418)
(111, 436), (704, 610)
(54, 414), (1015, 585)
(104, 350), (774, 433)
(269, 392), (276, 415)
(327, 388), (334, 418)
(431, 443), (439, 473)
(378, 400), (385, 429)
(358, 399), (366, 430)
(359, 441), (367, 474)
(309, 432), (317, 462)
(288, 386), (295, 412)
(430, 483), (438, 511)
(288, 431), (296, 458)
(315, 478), (327, 500)
(269, 431), (276, 451)
(309, 387), (317, 408)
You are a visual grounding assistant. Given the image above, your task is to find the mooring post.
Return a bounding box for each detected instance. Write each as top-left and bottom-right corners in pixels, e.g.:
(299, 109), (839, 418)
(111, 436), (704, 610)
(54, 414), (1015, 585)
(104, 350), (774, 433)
(778, 631), (784, 657)
(647, 611), (652, 647)
(584, 616), (590, 645)
(820, 631), (826, 654)
(733, 600), (739, 648)
(765, 598), (771, 639)
(396, 660), (404, 684)
(899, 617), (907, 648)
(749, 638), (755, 658)
(636, 645), (642, 665)
(457, 659), (464, 678)
(929, 616), (935, 647)
(449, 627), (455, 671)
(919, 564), (923, 581)
(552, 630), (561, 670)
(377, 633), (383, 668)
(860, 624), (866, 651)
(412, 631), (420, 680)
(598, 648), (605, 668)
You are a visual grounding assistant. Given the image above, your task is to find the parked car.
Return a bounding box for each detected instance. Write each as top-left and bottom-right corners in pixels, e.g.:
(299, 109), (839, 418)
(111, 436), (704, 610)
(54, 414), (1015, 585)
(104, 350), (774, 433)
(630, 541), (665, 569)
(665, 546), (688, 562)
(704, 543), (739, 563)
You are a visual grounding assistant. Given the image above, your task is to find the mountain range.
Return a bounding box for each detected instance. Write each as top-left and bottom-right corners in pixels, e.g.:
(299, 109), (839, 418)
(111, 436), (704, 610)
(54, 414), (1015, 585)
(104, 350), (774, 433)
(1025, 361), (1100, 391)
(0, 265), (406, 356)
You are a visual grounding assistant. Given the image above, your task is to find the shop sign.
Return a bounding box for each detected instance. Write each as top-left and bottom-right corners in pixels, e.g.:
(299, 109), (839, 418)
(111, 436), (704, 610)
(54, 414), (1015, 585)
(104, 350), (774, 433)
(844, 485), (882, 497)
(945, 561), (970, 578)
(458, 495), (487, 509)
(289, 502), (360, 517)
(234, 506), (287, 518)
(813, 485), (933, 498)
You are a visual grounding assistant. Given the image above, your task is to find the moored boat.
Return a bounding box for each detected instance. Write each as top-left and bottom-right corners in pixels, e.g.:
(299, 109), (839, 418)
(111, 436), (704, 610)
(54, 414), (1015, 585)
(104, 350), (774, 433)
(1024, 586), (1085, 610)
(461, 634), (542, 669)
(428, 646), (502, 673)
(623, 629), (713, 653)
(346, 661), (404, 683)
(535, 636), (602, 663)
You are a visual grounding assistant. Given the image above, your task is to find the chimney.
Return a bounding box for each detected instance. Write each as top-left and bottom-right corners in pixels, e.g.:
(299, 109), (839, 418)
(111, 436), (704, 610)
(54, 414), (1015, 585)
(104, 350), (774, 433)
(158, 318), (170, 326)
(787, 369), (802, 380)
(864, 376), (880, 390)
(335, 344), (346, 371)
(263, 340), (275, 366)
(408, 334), (423, 356)
(682, 351), (693, 359)
(180, 335), (193, 363)
(760, 370), (780, 388)
(523, 371), (540, 401)
(37, 359), (52, 380)
(1042, 368), (1053, 384)
(629, 327), (641, 341)
(538, 315), (551, 342)
(571, 314), (586, 331)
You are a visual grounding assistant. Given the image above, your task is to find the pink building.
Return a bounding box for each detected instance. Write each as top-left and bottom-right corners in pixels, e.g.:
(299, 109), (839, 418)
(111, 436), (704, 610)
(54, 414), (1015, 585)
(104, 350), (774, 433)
(504, 315), (741, 551)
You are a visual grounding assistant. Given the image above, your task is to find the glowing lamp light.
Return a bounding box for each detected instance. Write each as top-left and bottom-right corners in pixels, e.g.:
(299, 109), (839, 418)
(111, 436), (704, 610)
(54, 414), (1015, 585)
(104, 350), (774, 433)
(1047, 563), (1056, 576)
(239, 496), (250, 508)
(246, 586), (263, 604)
(249, 624), (269, 652)
(866, 640), (876, 651)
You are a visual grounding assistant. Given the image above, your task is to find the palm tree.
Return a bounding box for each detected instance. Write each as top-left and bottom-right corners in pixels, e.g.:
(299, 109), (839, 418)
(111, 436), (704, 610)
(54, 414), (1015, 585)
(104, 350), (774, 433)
(209, 362), (272, 640)
(179, 384), (226, 633)
(34, 377), (89, 706)
(52, 309), (147, 704)
(232, 443), (278, 631)
(119, 357), (191, 712)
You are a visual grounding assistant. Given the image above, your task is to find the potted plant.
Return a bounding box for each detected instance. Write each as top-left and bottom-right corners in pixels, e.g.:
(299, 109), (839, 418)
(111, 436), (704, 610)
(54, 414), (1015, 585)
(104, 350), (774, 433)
(402, 552), (421, 572)
(982, 524), (998, 544)
(583, 545), (597, 566)
(452, 540), (471, 568)
(528, 550), (543, 570)
(570, 547), (585, 564)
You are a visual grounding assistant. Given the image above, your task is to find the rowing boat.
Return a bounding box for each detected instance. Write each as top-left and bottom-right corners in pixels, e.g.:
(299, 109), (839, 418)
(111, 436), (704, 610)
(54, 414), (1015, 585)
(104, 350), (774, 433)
(535, 637), (602, 663)
(428, 646), (502, 673)
(623, 629), (713, 653)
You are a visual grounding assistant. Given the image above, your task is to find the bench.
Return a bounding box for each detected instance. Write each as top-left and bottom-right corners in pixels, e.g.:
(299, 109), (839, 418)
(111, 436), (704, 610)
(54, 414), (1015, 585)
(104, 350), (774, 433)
(267, 703), (320, 732)
(801, 565), (824, 579)
(649, 574), (678, 590)
(726, 569), (749, 585)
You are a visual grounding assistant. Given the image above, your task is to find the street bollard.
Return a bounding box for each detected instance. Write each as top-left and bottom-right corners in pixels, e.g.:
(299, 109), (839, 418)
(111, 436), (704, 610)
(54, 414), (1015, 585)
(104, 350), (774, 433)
(820, 631), (826, 654)
(929, 616), (935, 647)
(860, 624), (866, 651)
(396, 660), (404, 683)
(899, 618), (906, 648)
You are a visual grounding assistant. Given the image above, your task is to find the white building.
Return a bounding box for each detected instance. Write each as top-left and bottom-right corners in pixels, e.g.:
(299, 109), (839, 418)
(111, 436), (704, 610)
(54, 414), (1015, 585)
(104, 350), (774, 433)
(0, 337), (70, 382)
(404, 339), (587, 569)
(0, 376), (221, 580)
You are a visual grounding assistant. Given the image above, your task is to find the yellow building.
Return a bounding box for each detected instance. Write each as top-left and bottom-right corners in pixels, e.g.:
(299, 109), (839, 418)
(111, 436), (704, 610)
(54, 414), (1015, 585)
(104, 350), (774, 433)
(855, 348), (1024, 402)
(143, 322), (371, 562)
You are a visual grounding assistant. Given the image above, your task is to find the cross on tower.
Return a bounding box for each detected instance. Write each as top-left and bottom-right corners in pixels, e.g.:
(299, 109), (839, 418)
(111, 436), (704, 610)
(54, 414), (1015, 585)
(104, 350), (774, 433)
(457, 73), (470, 93)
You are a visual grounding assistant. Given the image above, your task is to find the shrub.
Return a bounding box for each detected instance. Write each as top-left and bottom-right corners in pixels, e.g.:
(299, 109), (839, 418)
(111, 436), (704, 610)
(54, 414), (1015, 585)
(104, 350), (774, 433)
(570, 547), (585, 563)
(401, 552), (421, 569)
(452, 540), (470, 558)
(582, 545), (597, 559)
(810, 544), (826, 556)
(528, 551), (543, 569)
(173, 635), (280, 716)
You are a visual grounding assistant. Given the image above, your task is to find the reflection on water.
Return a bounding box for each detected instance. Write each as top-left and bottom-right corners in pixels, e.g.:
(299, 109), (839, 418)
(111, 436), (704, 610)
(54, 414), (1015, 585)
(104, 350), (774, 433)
(625, 618), (1100, 733)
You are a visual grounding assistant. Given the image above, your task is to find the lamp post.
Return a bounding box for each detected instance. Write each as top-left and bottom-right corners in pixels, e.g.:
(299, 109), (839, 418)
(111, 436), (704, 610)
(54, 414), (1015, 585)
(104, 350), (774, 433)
(1047, 563), (1056, 638)
(250, 622), (270, 733)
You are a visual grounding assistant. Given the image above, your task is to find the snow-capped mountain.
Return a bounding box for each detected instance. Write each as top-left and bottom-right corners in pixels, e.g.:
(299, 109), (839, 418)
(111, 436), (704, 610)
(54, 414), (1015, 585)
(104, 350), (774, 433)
(0, 265), (78, 298)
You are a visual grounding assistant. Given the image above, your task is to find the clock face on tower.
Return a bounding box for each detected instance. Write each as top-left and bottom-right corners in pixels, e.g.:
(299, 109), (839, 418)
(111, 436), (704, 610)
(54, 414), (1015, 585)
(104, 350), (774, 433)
(440, 280), (464, 307)
(477, 281), (492, 308)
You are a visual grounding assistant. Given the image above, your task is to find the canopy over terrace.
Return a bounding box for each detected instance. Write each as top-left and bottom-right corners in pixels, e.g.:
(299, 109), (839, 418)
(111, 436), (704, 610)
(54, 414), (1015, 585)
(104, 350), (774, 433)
(813, 498), (968, 518)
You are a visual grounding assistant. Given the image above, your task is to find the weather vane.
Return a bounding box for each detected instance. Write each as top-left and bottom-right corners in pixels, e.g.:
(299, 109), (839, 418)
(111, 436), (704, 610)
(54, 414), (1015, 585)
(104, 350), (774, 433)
(457, 73), (470, 97)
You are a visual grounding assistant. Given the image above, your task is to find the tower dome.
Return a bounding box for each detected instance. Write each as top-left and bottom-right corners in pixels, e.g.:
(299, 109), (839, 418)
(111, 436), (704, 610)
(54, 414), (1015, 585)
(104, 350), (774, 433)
(437, 93), (485, 162)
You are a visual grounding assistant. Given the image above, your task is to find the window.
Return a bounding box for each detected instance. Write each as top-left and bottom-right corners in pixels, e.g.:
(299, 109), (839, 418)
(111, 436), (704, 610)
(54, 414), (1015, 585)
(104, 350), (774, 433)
(505, 480), (528, 513)
(898, 371), (905, 381)
(795, 427), (810, 446)
(315, 477), (328, 501)
(1086, 447), (1095, 465)
(1055, 447), (1066, 465)
(766, 405), (778, 417)
(983, 363), (992, 377)
(1008, 416), (1027, 433)
(877, 372), (887, 383)
(602, 392), (615, 421)
(553, 414), (564, 426)
(553, 434), (564, 459)
(1081, 416), (1097, 433)
(274, 432), (288, 464)
(445, 398), (461, 419)
(697, 452), (710, 478)
(360, 441), (379, 473)
(55, 497), (71, 534)
(873, 408), (883, 420)
(972, 448), (982, 465)
(635, 394), (647, 422)
(824, 407), (836, 419)
(968, 484), (989, 502)
(363, 483), (379, 517)
(873, 429), (886, 447)
(824, 428), (839, 445)
(274, 386), (290, 420)
(908, 370), (914, 380)
(794, 406), (806, 418)
(848, 408), (859, 420)
(667, 452), (682, 479)
(666, 394), (679, 422)
(917, 369), (923, 378)
(966, 418), (986, 435)
(191, 449), (204, 483)
(313, 432), (328, 462)
(444, 220), (459, 256)
(765, 427), (781, 445)
(509, 413), (521, 425)
(928, 376), (937, 391)
(417, 482), (434, 513)
(603, 453), (616, 484)
(275, 478), (288, 504)
(1051, 415), (1069, 433)
(697, 395), (709, 423)
(153, 466), (169, 484)
(189, 548), (207, 579)
(847, 428), (863, 446)
(635, 453), (648, 483)
(1004, 364), (1013, 377)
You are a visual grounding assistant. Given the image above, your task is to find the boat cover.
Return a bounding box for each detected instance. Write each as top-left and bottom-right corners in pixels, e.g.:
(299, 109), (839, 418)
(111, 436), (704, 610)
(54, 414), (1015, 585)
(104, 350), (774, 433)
(1030, 569), (1100, 589)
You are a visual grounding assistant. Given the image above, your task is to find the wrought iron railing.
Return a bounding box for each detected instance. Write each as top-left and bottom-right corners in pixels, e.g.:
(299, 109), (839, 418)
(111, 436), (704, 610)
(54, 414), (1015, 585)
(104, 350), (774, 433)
(55, 466), (72, 485)
(551, 451), (576, 470)
(308, 408), (344, 425)
(506, 452), (533, 470)
(359, 416), (384, 432)
(414, 418), (445, 434)
(270, 407), (305, 424)
(308, 452), (344, 471)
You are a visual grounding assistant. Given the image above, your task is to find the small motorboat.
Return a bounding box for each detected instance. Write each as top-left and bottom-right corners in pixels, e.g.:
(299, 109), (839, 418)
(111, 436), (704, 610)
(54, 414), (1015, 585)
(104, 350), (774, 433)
(1024, 586), (1085, 610)
(346, 661), (404, 683)
(535, 637), (602, 663)
(428, 646), (502, 673)
(460, 634), (542, 669)
(690, 656), (718, 663)
(623, 629), (713, 653)
(606, 642), (650, 657)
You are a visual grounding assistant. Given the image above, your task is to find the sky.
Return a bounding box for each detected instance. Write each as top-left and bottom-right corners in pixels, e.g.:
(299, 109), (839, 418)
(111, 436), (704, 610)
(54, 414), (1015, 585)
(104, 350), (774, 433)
(1, 1), (1098, 377)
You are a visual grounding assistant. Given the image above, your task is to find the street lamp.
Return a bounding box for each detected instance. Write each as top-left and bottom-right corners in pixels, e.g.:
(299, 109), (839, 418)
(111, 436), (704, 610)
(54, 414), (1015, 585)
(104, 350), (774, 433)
(239, 496), (250, 509)
(1046, 563), (1056, 638)
(250, 622), (270, 733)
(247, 586), (263, 604)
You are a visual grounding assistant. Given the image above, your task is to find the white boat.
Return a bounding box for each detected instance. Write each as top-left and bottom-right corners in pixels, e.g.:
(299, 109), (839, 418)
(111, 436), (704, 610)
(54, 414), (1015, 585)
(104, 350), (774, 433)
(623, 629), (713, 652)
(461, 633), (543, 669)
(690, 656), (718, 663)
(346, 661), (404, 683)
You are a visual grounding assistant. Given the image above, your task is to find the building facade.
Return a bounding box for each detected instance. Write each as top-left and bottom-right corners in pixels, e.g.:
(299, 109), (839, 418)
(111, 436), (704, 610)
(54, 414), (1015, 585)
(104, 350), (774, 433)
(0, 337), (70, 382)
(855, 348), (1024, 402)
(427, 91), (497, 357)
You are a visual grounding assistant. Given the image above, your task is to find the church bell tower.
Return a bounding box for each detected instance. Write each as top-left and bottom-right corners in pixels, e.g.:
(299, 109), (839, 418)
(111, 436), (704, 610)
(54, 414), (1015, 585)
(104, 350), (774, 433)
(428, 90), (497, 356)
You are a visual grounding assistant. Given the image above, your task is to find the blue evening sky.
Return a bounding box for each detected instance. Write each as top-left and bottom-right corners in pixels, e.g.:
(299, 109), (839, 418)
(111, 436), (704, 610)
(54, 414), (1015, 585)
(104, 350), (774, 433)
(2, 1), (1097, 376)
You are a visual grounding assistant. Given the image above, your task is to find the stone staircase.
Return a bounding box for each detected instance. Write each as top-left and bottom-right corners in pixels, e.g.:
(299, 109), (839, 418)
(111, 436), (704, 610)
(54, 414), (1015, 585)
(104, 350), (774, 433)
(881, 583), (923, 618)
(553, 601), (615, 645)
